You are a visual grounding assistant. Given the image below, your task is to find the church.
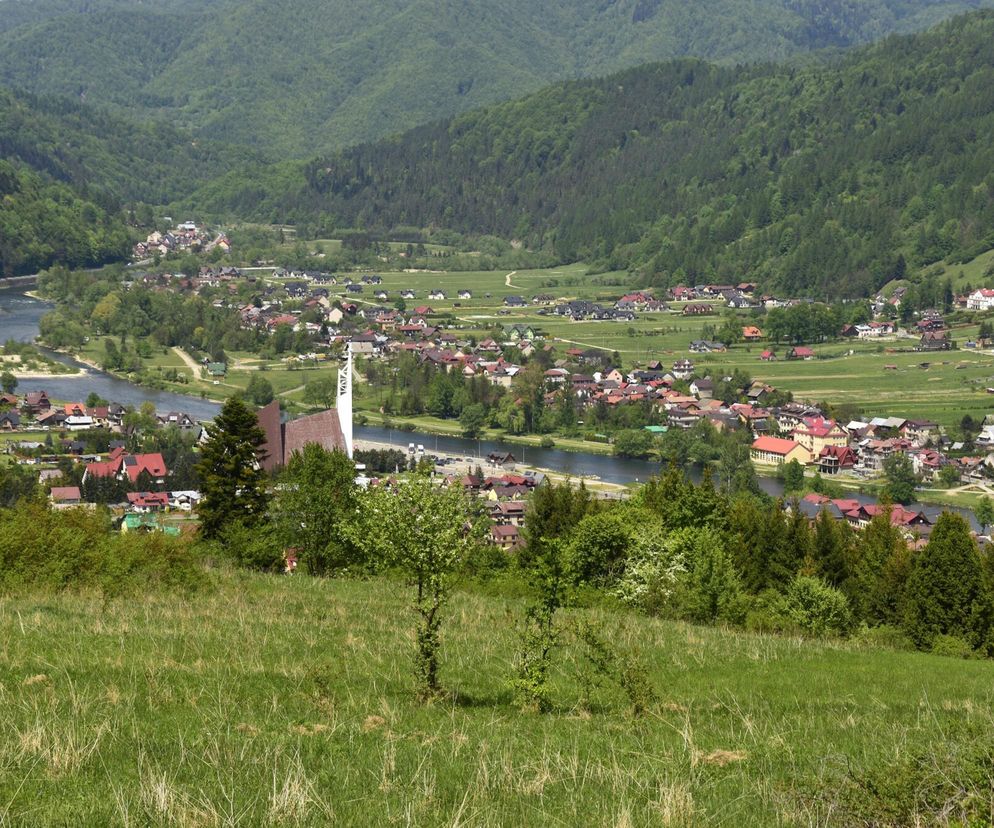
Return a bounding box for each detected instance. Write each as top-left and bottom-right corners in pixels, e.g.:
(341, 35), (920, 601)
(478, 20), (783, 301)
(255, 348), (354, 471)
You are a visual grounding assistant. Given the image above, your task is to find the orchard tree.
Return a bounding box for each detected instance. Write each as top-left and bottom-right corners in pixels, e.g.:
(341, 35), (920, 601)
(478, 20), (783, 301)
(350, 474), (486, 698)
(196, 396), (270, 539)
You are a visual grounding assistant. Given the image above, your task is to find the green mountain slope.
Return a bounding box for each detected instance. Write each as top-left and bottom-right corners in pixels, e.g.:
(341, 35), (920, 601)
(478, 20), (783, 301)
(191, 11), (994, 298)
(0, 85), (260, 205)
(0, 159), (131, 277)
(0, 80), (254, 277)
(0, 0), (991, 153)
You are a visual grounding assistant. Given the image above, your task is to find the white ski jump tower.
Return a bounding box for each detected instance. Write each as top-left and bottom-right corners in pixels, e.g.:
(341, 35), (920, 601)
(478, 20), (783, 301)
(337, 343), (354, 459)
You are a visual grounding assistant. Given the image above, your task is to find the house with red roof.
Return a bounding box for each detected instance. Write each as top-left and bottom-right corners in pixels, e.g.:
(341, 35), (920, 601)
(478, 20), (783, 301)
(49, 486), (82, 508)
(792, 417), (848, 457)
(126, 491), (170, 512)
(816, 445), (858, 475)
(786, 346), (815, 360)
(491, 524), (523, 551)
(83, 449), (168, 486)
(750, 436), (809, 465)
(966, 288), (994, 311)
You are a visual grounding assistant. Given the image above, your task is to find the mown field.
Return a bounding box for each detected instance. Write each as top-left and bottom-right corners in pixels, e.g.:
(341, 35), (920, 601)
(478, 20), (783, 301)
(1, 571), (991, 826)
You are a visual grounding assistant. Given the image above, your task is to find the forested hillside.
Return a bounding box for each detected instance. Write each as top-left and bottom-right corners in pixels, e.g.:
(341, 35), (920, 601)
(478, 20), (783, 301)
(0, 82), (260, 278)
(191, 11), (994, 298)
(0, 0), (990, 153)
(0, 160), (131, 277)
(0, 85), (259, 206)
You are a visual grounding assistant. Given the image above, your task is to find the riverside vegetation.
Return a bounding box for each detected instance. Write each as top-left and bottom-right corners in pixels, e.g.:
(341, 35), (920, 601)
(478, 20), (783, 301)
(2, 393), (994, 823)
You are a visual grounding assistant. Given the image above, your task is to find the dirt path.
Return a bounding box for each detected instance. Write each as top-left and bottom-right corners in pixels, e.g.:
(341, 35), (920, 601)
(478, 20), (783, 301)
(505, 271), (519, 288)
(553, 337), (614, 352)
(172, 347), (202, 378)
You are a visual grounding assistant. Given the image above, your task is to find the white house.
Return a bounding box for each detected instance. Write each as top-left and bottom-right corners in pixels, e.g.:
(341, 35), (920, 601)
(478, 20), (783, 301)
(967, 289), (994, 311)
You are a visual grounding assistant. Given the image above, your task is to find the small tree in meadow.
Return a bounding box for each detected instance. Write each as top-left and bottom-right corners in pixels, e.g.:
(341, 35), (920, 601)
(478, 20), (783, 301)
(512, 537), (570, 712)
(351, 474), (486, 699)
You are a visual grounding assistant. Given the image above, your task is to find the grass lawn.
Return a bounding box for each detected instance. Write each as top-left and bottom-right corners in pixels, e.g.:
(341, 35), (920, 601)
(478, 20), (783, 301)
(1, 571), (991, 825)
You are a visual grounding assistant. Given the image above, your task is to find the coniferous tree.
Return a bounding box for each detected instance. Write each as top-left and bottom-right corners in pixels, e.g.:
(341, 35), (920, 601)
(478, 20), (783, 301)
(768, 504), (811, 591)
(811, 507), (852, 589)
(902, 512), (992, 652)
(520, 479), (591, 567)
(852, 502), (911, 625)
(196, 396), (270, 540)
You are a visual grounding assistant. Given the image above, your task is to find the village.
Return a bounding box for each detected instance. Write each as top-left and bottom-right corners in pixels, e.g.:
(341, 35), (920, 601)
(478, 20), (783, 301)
(9, 259), (994, 556)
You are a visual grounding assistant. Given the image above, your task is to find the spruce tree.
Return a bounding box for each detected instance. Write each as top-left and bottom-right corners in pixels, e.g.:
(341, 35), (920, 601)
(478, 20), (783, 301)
(812, 507), (851, 589)
(196, 396), (270, 540)
(767, 503), (811, 591)
(856, 503), (911, 625)
(902, 512), (992, 651)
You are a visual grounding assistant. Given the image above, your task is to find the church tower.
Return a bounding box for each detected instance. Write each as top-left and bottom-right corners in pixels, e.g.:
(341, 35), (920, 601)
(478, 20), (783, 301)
(336, 343), (354, 458)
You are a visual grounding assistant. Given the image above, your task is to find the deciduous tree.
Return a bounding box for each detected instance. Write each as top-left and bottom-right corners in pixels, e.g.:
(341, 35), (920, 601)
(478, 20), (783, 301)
(350, 475), (486, 698)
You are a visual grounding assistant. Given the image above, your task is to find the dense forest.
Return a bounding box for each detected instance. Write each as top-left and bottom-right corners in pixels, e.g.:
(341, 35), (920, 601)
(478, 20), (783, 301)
(0, 85), (259, 206)
(0, 160), (130, 277)
(189, 11), (994, 298)
(0, 81), (264, 277)
(0, 0), (990, 153)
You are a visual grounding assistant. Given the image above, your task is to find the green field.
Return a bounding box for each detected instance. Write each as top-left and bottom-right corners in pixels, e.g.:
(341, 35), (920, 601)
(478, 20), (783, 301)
(1, 571), (991, 825)
(306, 263), (994, 428)
(65, 260), (994, 430)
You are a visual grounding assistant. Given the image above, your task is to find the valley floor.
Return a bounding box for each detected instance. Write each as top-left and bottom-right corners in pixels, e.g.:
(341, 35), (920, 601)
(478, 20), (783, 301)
(1, 572), (991, 825)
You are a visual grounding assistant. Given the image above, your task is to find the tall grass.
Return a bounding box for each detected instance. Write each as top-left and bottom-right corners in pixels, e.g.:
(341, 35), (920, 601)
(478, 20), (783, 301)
(0, 572), (991, 825)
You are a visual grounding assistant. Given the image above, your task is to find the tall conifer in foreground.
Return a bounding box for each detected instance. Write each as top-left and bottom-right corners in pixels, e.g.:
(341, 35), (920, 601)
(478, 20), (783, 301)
(903, 513), (992, 652)
(196, 395), (270, 539)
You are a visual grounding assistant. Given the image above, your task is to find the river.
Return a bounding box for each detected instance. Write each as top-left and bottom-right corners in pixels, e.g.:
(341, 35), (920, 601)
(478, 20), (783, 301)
(0, 286), (974, 525)
(0, 287), (221, 420)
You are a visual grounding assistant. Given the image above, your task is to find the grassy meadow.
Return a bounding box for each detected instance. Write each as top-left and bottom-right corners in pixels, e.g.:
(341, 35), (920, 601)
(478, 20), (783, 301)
(1, 571), (992, 826)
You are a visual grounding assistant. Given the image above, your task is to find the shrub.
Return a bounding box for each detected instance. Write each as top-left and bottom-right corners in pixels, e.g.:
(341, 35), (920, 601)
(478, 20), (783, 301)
(539, 436), (555, 449)
(0, 501), (203, 596)
(217, 520), (285, 572)
(779, 576), (853, 637)
(853, 624), (914, 652)
(930, 634), (980, 659)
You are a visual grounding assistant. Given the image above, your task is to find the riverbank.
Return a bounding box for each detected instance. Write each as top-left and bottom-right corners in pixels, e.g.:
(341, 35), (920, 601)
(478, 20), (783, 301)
(356, 409), (615, 456)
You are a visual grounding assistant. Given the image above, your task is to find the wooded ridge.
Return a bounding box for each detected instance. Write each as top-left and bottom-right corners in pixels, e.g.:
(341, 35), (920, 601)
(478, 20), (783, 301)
(189, 11), (994, 298)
